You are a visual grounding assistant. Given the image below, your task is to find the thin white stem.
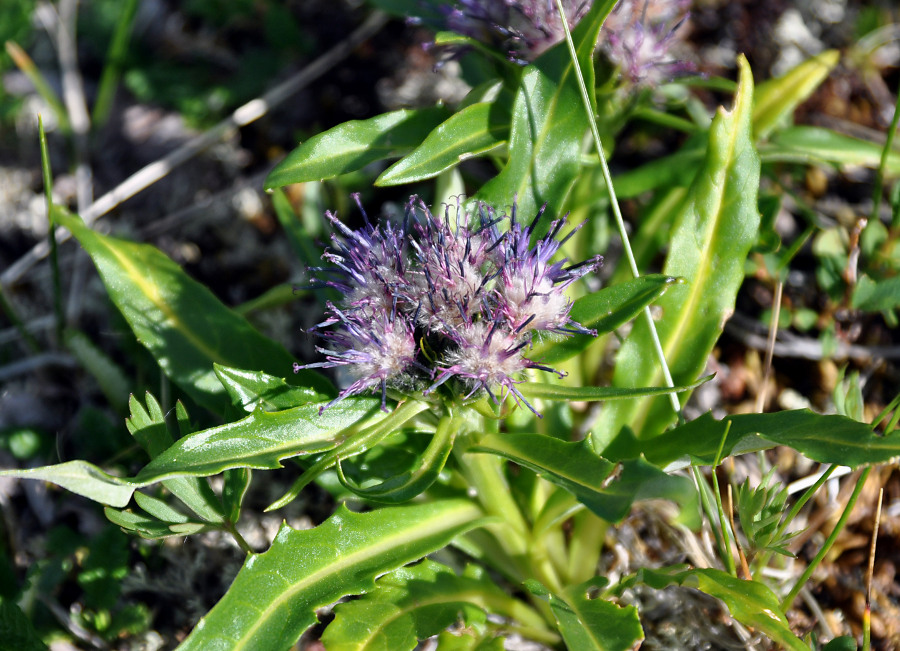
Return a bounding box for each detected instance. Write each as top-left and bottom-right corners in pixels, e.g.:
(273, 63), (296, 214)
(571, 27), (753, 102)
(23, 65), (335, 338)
(553, 0), (680, 415)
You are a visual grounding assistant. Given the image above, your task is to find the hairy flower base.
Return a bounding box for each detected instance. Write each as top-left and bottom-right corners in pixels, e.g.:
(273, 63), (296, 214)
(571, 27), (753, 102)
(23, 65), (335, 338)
(296, 195), (601, 415)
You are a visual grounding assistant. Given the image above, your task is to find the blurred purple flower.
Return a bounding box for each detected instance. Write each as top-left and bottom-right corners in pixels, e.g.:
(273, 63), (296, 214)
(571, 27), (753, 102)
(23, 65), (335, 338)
(297, 196), (601, 415)
(602, 0), (694, 85)
(436, 0), (592, 62)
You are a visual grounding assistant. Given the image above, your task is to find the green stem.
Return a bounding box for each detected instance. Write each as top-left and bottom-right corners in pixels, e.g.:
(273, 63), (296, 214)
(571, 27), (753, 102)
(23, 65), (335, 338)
(266, 399), (430, 511)
(553, 0), (681, 419)
(92, 0), (139, 126)
(780, 467), (872, 610)
(869, 88), (900, 225)
(224, 521), (254, 556)
(38, 116), (64, 344)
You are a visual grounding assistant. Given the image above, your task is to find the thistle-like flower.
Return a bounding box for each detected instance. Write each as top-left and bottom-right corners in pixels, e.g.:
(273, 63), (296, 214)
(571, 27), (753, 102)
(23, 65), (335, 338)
(296, 196), (601, 415)
(602, 0), (694, 85)
(435, 0), (592, 62)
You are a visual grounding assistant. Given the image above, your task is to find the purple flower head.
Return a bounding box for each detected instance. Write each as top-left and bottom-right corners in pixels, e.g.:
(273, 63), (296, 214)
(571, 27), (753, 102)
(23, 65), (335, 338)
(315, 194), (410, 320)
(602, 0), (694, 85)
(407, 196), (501, 333)
(297, 196), (601, 416)
(438, 0), (592, 62)
(498, 203), (602, 336)
(295, 303), (420, 413)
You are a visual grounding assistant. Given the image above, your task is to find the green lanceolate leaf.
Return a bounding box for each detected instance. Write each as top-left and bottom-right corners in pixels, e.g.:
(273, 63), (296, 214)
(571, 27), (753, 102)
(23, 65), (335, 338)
(763, 125), (900, 172)
(135, 397), (383, 484)
(56, 210), (333, 414)
(214, 364), (324, 412)
(322, 559), (553, 651)
(471, 434), (695, 522)
(596, 55), (761, 445)
(530, 275), (680, 365)
(0, 461), (137, 507)
(176, 501), (489, 651)
(264, 107), (449, 188)
(0, 397), (382, 508)
(753, 50), (839, 140)
(532, 578), (643, 651)
(517, 375), (711, 402)
(474, 0), (617, 223)
(377, 101), (509, 186)
(634, 567), (806, 651)
(603, 409), (900, 470)
(336, 410), (456, 503)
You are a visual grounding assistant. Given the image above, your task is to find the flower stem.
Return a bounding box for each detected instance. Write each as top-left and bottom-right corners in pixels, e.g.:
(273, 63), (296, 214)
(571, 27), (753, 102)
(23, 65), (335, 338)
(553, 0), (681, 419)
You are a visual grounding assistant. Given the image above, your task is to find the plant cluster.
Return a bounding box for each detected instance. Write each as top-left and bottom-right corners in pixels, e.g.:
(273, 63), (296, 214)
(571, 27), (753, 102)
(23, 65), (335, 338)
(298, 195), (602, 413)
(1, 0), (899, 649)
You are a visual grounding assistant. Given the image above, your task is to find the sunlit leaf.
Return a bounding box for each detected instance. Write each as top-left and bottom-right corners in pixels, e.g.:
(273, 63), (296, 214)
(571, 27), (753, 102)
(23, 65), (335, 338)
(176, 501), (489, 650)
(474, 0), (616, 224)
(753, 50), (839, 139)
(265, 108), (449, 188)
(377, 101), (509, 186)
(322, 559), (551, 651)
(517, 375), (710, 402)
(214, 364), (325, 412)
(529, 578), (643, 651)
(634, 567), (806, 650)
(1, 398), (383, 507)
(596, 55), (761, 444)
(603, 409), (900, 470)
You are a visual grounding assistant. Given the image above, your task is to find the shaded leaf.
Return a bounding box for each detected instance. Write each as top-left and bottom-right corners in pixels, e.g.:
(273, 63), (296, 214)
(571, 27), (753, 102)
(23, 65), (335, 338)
(851, 275), (900, 312)
(336, 412), (456, 503)
(176, 501), (489, 650)
(471, 434), (696, 522)
(104, 506), (214, 540)
(763, 125), (900, 173)
(0, 599), (49, 651)
(126, 393), (225, 523)
(322, 559), (551, 651)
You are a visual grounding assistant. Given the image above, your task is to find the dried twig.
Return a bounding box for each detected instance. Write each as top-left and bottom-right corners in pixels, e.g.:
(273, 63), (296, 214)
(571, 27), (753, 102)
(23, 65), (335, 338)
(726, 312), (900, 361)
